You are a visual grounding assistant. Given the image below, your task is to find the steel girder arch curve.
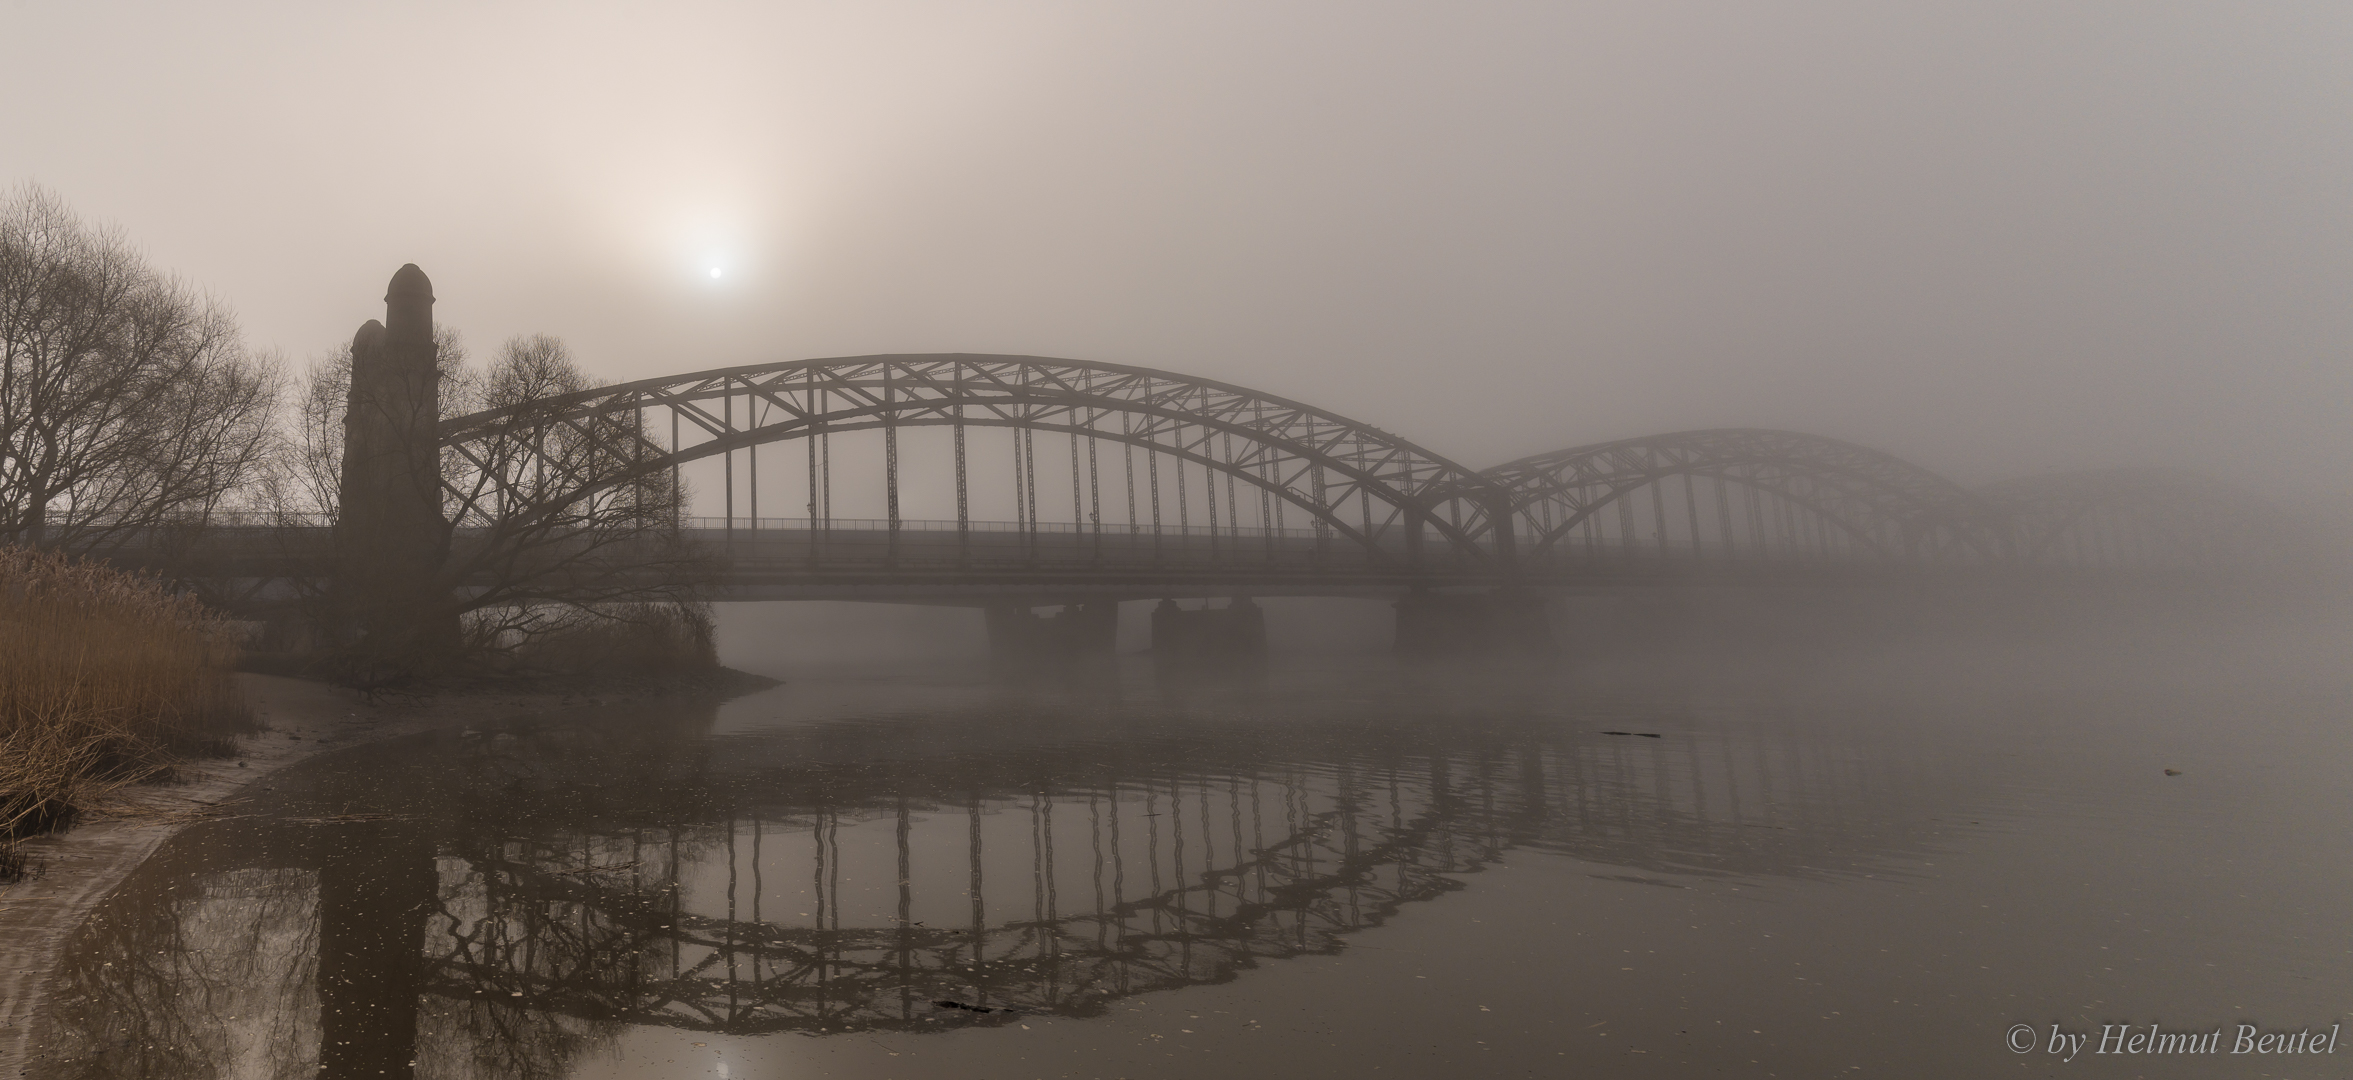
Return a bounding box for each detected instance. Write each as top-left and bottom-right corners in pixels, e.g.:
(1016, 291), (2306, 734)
(1976, 468), (2304, 570)
(1473, 429), (2006, 564)
(435, 353), (1516, 569)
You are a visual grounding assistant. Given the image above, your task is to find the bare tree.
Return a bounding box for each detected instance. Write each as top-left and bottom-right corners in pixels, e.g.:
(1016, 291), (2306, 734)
(261, 328), (467, 524)
(0, 185), (277, 550)
(426, 334), (713, 667)
(298, 331), (709, 680)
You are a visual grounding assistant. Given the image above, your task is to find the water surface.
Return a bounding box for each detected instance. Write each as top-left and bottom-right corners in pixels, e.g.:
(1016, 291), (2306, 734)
(30, 638), (2353, 1078)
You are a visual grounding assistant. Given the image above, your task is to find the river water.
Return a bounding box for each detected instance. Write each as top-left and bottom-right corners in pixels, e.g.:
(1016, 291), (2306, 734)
(25, 604), (2353, 1079)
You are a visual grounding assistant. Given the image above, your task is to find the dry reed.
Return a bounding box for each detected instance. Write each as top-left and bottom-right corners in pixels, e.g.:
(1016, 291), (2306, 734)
(0, 545), (249, 874)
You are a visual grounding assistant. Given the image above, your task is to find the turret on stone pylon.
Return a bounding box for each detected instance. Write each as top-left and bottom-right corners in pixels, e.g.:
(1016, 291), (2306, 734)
(335, 264), (455, 671)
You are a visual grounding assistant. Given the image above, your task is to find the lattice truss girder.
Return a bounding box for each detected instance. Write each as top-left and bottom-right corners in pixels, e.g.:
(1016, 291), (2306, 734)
(440, 354), (1512, 563)
(437, 357), (2300, 572)
(1477, 429), (2010, 562)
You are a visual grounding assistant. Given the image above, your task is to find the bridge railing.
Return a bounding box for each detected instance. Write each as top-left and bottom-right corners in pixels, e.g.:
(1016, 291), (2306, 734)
(678, 516), (1338, 540)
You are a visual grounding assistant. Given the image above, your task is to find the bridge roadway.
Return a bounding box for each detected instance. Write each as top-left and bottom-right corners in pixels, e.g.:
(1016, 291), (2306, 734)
(134, 515), (2024, 611)
(677, 518), (1978, 603)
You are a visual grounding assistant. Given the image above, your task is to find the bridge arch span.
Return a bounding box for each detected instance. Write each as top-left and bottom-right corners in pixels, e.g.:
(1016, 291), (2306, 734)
(1476, 429), (2006, 565)
(436, 354), (1516, 569)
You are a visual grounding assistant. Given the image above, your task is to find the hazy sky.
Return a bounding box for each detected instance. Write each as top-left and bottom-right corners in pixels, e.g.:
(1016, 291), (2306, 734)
(5, 1), (2348, 512)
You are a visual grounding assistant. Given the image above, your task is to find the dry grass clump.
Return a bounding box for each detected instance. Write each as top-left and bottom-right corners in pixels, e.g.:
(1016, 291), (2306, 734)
(1, 546), (249, 872)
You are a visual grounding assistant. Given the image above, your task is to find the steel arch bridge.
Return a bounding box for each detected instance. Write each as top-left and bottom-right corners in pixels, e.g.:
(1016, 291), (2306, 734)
(1471, 428), (2008, 566)
(436, 353), (1509, 575)
(417, 353), (2304, 599)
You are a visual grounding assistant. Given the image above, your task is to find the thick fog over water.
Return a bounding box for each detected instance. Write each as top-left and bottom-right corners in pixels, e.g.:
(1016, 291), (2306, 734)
(12, 8), (2353, 1079)
(5, 1), (2351, 515)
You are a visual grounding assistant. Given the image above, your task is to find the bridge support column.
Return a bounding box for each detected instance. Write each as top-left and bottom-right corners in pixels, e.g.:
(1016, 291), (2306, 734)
(985, 601), (1118, 675)
(334, 264), (454, 672)
(1150, 597), (1267, 671)
(1394, 588), (1555, 659)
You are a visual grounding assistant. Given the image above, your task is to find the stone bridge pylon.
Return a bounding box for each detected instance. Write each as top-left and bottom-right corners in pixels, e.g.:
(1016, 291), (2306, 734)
(332, 264), (455, 665)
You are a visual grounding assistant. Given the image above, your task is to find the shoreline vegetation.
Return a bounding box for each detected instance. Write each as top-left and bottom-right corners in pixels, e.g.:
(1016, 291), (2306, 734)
(0, 547), (251, 880)
(0, 544), (774, 882)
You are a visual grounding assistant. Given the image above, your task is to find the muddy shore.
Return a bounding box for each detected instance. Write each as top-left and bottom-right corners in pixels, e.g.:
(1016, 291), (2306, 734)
(0, 669), (772, 1077)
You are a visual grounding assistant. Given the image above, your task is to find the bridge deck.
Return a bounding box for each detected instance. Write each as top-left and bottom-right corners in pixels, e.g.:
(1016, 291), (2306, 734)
(118, 518), (2051, 607)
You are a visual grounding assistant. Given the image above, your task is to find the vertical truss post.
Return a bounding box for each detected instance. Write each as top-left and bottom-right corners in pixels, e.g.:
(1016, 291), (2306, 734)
(1023, 425), (1038, 565)
(1173, 429), (1188, 559)
(1253, 404), (1274, 564)
(1087, 414), (1102, 563)
(1682, 471), (1702, 560)
(1650, 475), (1669, 558)
(885, 364), (900, 566)
(1147, 425), (1163, 564)
(1203, 430), (1220, 565)
(1122, 414), (1137, 536)
(1222, 430), (1240, 553)
(954, 360), (969, 567)
(1403, 492), (1423, 572)
(1310, 464), (1329, 565)
(806, 368), (820, 565)
(821, 419), (833, 556)
(723, 384), (734, 545)
(1012, 419), (1027, 542)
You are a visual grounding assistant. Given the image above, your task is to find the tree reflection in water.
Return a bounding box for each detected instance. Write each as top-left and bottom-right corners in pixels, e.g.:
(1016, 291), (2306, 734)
(35, 674), (1960, 1079)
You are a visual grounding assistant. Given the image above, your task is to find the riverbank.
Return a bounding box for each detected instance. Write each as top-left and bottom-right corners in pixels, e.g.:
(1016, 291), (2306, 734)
(0, 667), (775, 1077)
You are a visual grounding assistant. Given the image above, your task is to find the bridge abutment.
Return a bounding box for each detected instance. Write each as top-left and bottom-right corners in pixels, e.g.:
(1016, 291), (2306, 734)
(1393, 588), (1556, 658)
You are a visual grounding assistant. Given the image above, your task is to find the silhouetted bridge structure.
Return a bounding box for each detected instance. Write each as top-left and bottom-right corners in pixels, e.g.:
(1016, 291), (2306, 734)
(149, 268), (2332, 657)
(426, 354), (2297, 586)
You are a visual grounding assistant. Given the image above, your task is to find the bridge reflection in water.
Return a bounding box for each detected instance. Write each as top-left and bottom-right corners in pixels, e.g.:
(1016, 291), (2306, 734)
(37, 672), (1961, 1079)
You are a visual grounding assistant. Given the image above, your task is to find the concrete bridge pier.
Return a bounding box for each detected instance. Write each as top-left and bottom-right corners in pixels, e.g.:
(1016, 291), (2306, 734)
(1393, 588), (1556, 658)
(985, 601), (1118, 676)
(1149, 597), (1268, 671)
